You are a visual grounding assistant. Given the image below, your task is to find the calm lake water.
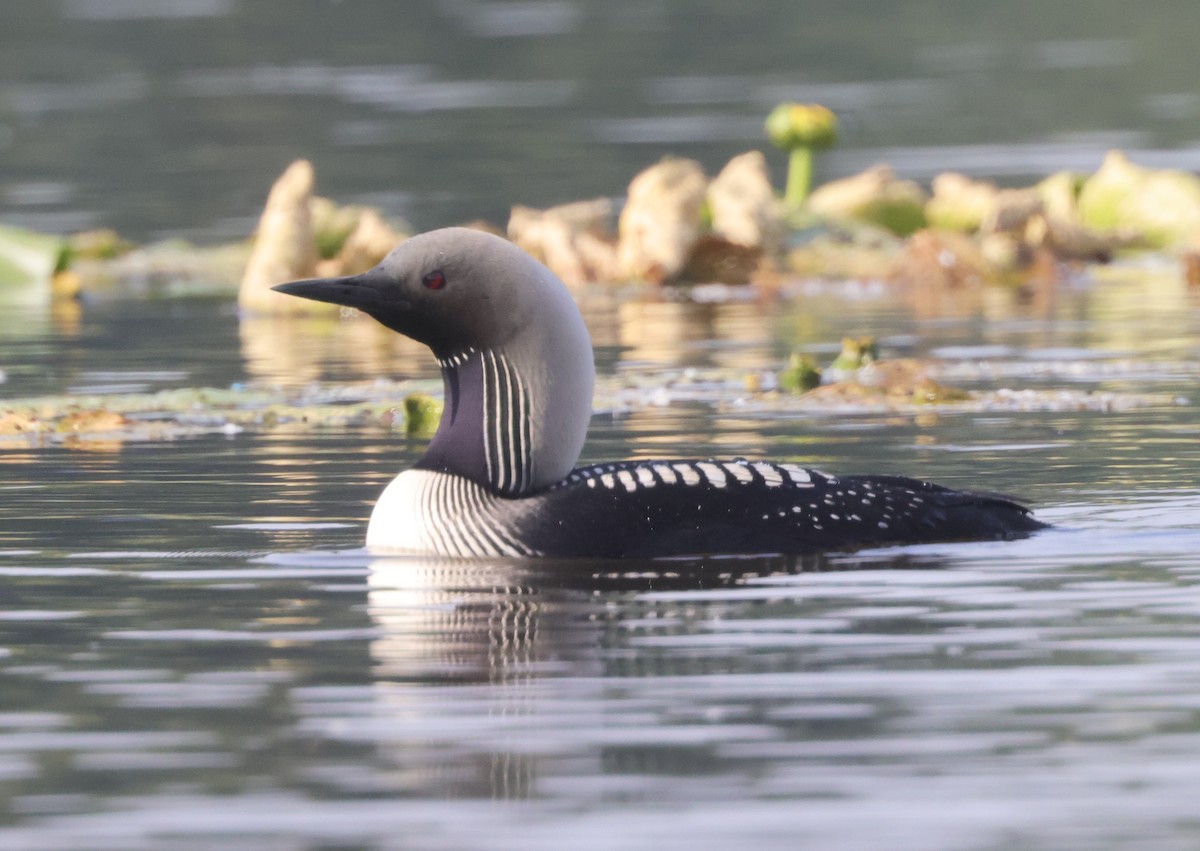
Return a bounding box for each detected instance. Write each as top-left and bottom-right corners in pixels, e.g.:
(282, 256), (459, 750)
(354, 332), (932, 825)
(2, 272), (1200, 849)
(5, 1), (1200, 848)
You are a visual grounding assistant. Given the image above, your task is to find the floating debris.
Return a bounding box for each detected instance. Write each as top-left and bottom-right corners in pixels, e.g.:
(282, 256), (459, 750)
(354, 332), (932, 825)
(0, 353), (1184, 451)
(0, 381), (438, 449)
(0, 409), (42, 435)
(55, 409), (130, 434)
(603, 358), (1183, 418)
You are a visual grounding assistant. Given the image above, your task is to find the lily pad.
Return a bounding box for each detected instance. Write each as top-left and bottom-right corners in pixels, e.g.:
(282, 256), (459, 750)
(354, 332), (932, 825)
(0, 353), (1186, 451)
(0, 225), (68, 305)
(1078, 151), (1200, 249)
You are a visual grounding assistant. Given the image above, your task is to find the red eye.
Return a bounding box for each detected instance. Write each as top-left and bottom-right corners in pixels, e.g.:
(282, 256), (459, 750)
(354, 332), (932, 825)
(422, 270), (447, 290)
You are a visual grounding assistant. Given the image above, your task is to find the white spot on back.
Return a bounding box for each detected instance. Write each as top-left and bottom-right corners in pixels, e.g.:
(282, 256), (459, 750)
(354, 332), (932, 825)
(673, 463), (702, 486)
(696, 462), (729, 488)
(653, 463), (677, 485)
(780, 464), (811, 484)
(600, 473), (617, 490)
(617, 470), (638, 492)
(752, 462), (783, 487)
(635, 467), (656, 487)
(724, 462), (754, 484)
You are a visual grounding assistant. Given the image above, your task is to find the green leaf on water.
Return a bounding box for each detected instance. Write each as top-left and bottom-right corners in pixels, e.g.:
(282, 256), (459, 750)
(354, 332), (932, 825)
(0, 225), (69, 300)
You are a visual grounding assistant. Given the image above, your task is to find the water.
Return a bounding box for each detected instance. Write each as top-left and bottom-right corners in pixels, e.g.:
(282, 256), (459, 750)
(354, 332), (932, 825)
(3, 274), (1200, 848)
(5, 2), (1200, 846)
(5, 1), (1200, 241)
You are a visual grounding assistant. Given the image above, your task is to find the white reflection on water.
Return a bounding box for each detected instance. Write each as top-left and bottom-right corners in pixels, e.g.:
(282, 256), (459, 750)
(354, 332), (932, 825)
(60, 0), (235, 20)
(445, 0), (584, 38)
(179, 63), (578, 112)
(10, 73), (148, 116)
(827, 142), (1200, 179)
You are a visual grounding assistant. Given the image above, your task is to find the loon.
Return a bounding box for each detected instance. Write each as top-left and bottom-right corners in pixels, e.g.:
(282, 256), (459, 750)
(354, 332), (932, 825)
(274, 227), (1044, 559)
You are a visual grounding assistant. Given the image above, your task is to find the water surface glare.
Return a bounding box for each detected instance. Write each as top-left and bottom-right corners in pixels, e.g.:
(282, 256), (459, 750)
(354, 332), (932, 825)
(1, 287), (1200, 848)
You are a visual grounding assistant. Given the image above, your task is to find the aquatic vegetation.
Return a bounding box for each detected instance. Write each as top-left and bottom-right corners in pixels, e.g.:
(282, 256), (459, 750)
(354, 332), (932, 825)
(508, 198), (619, 285)
(0, 381), (438, 448)
(512, 153), (782, 286)
(239, 160), (410, 314)
(925, 173), (1041, 235)
(238, 159), (321, 314)
(0, 353), (1183, 451)
(1078, 150), (1200, 249)
(783, 222), (905, 282)
(706, 150), (785, 254)
(70, 240), (252, 299)
(910, 377), (972, 405)
(776, 338), (972, 405)
(828, 336), (879, 374)
(0, 225), (69, 305)
(777, 353), (822, 393)
(403, 394), (443, 436)
(678, 234), (763, 285)
(806, 165), (927, 237)
(66, 228), (134, 263)
(5, 148), (1200, 299)
(892, 229), (997, 291)
(310, 196), (364, 260)
(617, 157), (709, 283)
(0, 409), (41, 435)
(55, 408), (130, 434)
(764, 103), (838, 209)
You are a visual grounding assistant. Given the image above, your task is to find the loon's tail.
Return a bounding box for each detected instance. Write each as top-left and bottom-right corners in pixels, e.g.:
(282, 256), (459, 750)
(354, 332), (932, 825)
(844, 474), (1047, 539)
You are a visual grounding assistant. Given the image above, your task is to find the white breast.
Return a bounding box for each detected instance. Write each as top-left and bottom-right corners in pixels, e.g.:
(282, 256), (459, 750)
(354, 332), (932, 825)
(366, 470), (537, 558)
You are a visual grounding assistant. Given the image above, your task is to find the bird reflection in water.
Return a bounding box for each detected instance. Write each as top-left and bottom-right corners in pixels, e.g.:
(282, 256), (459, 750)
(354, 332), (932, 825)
(363, 550), (948, 800)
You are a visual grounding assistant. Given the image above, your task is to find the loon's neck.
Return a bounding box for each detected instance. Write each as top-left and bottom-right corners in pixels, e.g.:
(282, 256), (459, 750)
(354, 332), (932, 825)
(415, 347), (535, 497)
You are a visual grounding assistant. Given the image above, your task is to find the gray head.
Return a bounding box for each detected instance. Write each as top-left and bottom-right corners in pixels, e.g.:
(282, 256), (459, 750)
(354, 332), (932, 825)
(274, 227), (595, 496)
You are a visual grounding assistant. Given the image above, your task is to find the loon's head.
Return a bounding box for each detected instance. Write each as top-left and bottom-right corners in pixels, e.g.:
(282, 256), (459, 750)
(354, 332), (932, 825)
(274, 227), (595, 495)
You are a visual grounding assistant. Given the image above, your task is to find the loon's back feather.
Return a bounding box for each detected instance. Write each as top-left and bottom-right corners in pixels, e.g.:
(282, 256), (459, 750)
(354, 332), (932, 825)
(510, 459), (1043, 558)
